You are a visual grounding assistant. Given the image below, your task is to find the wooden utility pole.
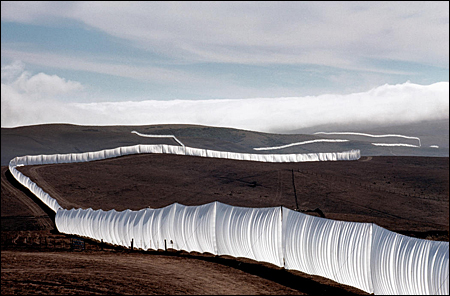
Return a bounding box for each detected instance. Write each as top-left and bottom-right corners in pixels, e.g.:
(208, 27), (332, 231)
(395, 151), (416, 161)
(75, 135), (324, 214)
(292, 169), (299, 210)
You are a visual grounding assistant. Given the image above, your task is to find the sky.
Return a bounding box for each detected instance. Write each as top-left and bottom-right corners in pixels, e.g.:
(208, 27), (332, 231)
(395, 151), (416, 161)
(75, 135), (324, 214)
(1, 1), (449, 132)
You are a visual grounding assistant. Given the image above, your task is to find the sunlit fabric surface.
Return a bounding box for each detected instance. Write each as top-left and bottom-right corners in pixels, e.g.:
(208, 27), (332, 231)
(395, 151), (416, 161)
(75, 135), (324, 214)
(9, 145), (449, 295)
(371, 224), (449, 295)
(282, 207), (373, 293)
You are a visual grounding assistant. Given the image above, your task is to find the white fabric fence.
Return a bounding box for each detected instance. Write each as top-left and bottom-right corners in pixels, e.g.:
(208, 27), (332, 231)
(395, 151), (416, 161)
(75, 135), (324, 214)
(370, 224), (449, 295)
(282, 207), (374, 293)
(9, 144), (361, 169)
(8, 144), (448, 295)
(54, 203), (449, 295)
(8, 165), (62, 213)
(8, 145), (360, 213)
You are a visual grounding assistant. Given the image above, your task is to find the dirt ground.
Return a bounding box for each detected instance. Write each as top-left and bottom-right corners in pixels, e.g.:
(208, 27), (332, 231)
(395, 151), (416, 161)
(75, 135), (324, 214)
(2, 246), (372, 295)
(2, 154), (449, 295)
(16, 154), (450, 234)
(1, 249), (304, 295)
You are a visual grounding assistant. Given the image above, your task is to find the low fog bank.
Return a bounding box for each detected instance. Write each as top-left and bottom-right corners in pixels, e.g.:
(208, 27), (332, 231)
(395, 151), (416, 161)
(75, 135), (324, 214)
(2, 82), (448, 134)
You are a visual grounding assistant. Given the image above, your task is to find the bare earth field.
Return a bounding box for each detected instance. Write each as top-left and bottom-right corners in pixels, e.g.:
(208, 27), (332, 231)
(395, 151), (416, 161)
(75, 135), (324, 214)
(16, 154), (450, 234)
(2, 249), (329, 295)
(2, 153), (449, 295)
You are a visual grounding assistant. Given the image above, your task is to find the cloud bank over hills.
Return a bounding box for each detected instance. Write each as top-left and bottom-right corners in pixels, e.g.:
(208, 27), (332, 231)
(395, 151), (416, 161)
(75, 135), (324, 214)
(1, 61), (448, 133)
(2, 2), (448, 134)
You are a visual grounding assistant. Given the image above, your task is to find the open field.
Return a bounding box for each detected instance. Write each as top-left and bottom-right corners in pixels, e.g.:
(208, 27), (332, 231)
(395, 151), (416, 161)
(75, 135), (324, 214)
(2, 123), (449, 295)
(2, 245), (373, 296)
(15, 154), (450, 235)
(2, 159), (375, 296)
(2, 154), (449, 295)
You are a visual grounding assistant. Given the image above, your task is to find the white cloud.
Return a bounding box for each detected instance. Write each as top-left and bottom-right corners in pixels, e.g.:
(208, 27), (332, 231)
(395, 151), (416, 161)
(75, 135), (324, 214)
(1, 82), (77, 127)
(1, 61), (84, 126)
(2, 1), (448, 69)
(1, 60), (25, 82)
(13, 71), (83, 96)
(85, 2), (450, 68)
(1, 1), (75, 23)
(2, 60), (83, 96)
(2, 64), (448, 133)
(2, 2), (447, 132)
(47, 81), (450, 132)
(0, 49), (214, 85)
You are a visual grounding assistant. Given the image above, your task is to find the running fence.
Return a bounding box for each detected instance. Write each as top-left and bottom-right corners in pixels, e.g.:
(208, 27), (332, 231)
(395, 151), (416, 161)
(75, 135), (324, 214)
(8, 144), (448, 295)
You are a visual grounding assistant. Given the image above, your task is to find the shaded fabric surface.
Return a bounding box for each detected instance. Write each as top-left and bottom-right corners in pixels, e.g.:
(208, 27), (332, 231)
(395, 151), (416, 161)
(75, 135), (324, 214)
(55, 204), (449, 295)
(9, 145), (449, 295)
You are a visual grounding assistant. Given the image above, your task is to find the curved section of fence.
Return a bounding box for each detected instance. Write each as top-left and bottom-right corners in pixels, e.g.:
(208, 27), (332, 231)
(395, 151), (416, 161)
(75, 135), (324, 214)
(314, 131), (422, 147)
(8, 144), (360, 213)
(7, 144), (449, 295)
(131, 131), (185, 147)
(9, 144), (361, 171)
(7, 144), (360, 213)
(253, 139), (349, 151)
(8, 164), (63, 213)
(371, 143), (420, 148)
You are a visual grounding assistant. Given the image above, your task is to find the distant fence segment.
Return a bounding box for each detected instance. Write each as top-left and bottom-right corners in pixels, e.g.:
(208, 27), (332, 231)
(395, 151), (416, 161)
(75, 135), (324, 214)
(8, 144), (360, 213)
(8, 165), (63, 213)
(8, 144), (449, 295)
(131, 131), (185, 147)
(10, 144), (361, 169)
(253, 139), (349, 151)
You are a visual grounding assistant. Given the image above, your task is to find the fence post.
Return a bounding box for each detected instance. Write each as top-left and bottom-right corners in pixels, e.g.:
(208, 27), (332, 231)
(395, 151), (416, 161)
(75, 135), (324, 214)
(131, 238), (134, 251)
